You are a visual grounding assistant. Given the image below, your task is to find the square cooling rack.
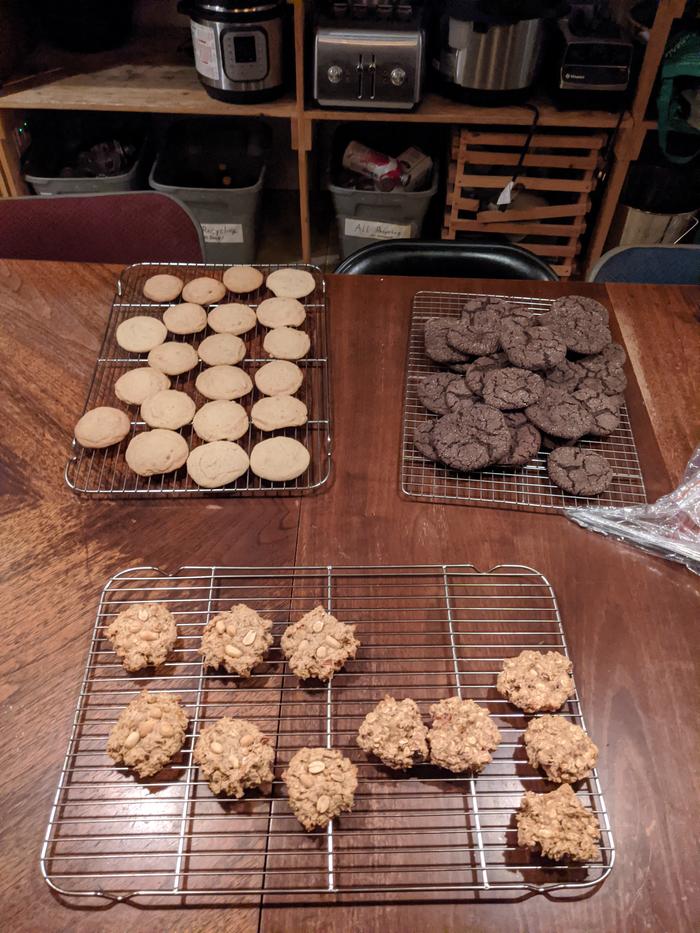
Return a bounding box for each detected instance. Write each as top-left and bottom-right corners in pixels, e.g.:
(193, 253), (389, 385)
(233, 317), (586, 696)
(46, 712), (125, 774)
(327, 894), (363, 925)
(401, 291), (648, 513)
(41, 563), (614, 903)
(65, 262), (331, 497)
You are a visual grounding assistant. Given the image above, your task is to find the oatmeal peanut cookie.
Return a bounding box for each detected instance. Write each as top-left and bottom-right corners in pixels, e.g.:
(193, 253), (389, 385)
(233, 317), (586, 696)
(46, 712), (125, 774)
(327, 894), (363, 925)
(427, 696), (501, 773)
(283, 747), (358, 831)
(516, 783), (601, 862)
(524, 715), (598, 784)
(357, 696), (429, 770)
(107, 690), (188, 778)
(106, 602), (178, 672)
(497, 650), (574, 713)
(200, 604), (273, 677)
(281, 606), (359, 682)
(193, 717), (274, 797)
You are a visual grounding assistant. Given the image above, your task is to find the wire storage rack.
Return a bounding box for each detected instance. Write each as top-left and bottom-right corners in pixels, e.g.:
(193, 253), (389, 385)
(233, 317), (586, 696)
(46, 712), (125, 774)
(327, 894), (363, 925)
(41, 563), (614, 903)
(65, 262), (331, 497)
(401, 291), (648, 513)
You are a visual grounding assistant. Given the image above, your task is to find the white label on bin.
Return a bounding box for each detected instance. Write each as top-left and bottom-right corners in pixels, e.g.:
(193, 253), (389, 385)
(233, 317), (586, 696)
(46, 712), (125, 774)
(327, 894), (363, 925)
(192, 22), (219, 81)
(201, 223), (244, 244)
(344, 218), (414, 240)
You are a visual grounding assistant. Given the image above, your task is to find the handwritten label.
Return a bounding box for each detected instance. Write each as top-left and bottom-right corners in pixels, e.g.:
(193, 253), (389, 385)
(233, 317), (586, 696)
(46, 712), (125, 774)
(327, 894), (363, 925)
(344, 218), (414, 240)
(201, 223), (244, 244)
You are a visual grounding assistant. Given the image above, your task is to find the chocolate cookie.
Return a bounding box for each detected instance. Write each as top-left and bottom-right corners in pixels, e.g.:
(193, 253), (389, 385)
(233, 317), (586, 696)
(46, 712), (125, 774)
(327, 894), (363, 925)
(445, 377), (478, 411)
(416, 371), (462, 415)
(413, 421), (439, 462)
(424, 318), (469, 365)
(431, 404), (511, 472)
(447, 303), (500, 356)
(578, 343), (627, 394)
(516, 784), (601, 862)
(545, 359), (586, 392)
(547, 446), (613, 496)
(464, 353), (508, 396)
(572, 377), (623, 437)
(540, 298), (612, 355)
(482, 367), (545, 410)
(525, 386), (593, 440)
(499, 412), (541, 467)
(501, 321), (567, 371)
(546, 294), (610, 325)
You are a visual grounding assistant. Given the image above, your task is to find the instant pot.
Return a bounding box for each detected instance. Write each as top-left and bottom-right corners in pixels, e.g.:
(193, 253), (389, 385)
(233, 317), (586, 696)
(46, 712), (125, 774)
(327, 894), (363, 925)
(178, 1), (287, 103)
(433, 0), (568, 103)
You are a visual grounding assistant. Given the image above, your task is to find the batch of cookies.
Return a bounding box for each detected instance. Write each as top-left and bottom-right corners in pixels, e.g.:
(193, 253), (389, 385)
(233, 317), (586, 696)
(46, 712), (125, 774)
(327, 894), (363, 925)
(105, 600), (602, 861)
(414, 295), (628, 498)
(72, 265), (318, 486)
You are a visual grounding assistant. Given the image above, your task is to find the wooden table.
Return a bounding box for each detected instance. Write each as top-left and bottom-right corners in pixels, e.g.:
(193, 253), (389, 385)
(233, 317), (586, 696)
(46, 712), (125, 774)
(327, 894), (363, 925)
(2, 261), (698, 933)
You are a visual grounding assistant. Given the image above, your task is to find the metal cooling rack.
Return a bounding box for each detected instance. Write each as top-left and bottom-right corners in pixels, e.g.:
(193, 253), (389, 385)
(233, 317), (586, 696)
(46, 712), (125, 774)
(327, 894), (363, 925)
(65, 262), (331, 496)
(401, 291), (648, 513)
(41, 563), (614, 903)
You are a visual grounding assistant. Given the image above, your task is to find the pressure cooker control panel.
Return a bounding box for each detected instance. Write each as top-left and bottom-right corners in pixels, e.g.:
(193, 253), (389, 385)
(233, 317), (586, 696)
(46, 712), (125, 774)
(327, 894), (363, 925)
(221, 29), (269, 82)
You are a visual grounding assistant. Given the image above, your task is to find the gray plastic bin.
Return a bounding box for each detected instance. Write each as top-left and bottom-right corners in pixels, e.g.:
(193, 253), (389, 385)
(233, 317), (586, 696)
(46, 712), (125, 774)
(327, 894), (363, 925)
(149, 162), (265, 264)
(330, 170), (438, 260)
(25, 144), (149, 195)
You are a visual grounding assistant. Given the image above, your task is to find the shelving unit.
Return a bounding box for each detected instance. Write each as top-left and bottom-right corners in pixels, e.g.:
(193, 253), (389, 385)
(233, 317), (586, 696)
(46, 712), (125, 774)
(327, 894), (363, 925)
(0, 0), (692, 274)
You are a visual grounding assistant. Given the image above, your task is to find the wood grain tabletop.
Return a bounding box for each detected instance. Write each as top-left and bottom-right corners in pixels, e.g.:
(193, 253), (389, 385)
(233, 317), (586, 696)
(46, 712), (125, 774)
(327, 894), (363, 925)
(1, 261), (698, 933)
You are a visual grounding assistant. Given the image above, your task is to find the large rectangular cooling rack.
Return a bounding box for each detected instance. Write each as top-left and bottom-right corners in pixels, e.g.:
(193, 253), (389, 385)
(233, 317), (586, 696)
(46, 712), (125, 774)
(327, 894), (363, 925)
(41, 563), (614, 902)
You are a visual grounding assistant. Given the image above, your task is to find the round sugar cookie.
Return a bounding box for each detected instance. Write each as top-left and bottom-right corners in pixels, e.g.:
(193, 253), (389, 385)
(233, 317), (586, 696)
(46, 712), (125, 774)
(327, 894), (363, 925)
(182, 276), (226, 305)
(223, 265), (264, 294)
(116, 316), (167, 353)
(143, 273), (184, 303)
(263, 326), (310, 361)
(140, 389), (196, 430)
(250, 437), (310, 482)
(266, 268), (316, 300)
(254, 360), (303, 397)
(163, 302), (207, 335)
(115, 367), (170, 405)
(187, 440), (249, 487)
(125, 429), (189, 476)
(256, 297), (306, 329)
(196, 365), (253, 401)
(74, 406), (131, 449)
(207, 303), (257, 335)
(250, 395), (308, 432)
(147, 342), (199, 376)
(193, 400), (249, 441)
(197, 333), (246, 366)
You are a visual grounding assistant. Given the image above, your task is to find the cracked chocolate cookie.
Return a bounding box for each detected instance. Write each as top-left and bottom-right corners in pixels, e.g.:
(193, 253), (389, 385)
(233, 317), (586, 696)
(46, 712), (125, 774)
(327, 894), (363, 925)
(424, 318), (469, 365)
(497, 650), (574, 713)
(107, 690), (189, 778)
(578, 343), (627, 394)
(427, 696), (501, 773)
(516, 784), (601, 862)
(482, 367), (545, 410)
(413, 420), (439, 462)
(524, 715), (598, 784)
(465, 353), (508, 396)
(357, 696), (429, 770)
(547, 446), (613, 496)
(193, 717), (274, 797)
(447, 303), (501, 356)
(572, 377), (623, 437)
(499, 412), (541, 468)
(431, 404), (511, 472)
(501, 321), (567, 371)
(283, 747), (358, 831)
(445, 376), (478, 411)
(200, 604), (273, 677)
(281, 606), (359, 681)
(106, 602), (178, 672)
(541, 297), (612, 355)
(546, 294), (610, 324)
(416, 371), (462, 415)
(525, 386), (593, 440)
(545, 359), (586, 393)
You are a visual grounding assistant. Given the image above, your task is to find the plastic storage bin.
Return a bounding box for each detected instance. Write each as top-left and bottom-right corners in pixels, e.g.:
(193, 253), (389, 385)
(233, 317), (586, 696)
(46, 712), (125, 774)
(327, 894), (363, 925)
(329, 170), (438, 260)
(25, 143), (148, 196)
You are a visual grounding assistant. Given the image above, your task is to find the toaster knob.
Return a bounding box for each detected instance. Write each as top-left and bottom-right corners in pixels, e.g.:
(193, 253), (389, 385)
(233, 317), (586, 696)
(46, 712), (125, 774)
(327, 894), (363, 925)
(390, 66), (406, 87)
(327, 64), (343, 85)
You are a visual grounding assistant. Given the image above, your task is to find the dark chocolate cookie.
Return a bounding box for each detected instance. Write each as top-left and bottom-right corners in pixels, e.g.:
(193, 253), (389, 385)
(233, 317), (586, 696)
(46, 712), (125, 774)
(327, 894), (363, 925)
(424, 318), (469, 365)
(499, 413), (542, 467)
(547, 446), (613, 496)
(482, 367), (545, 410)
(416, 371), (464, 415)
(578, 343), (627, 394)
(501, 321), (567, 371)
(447, 305), (500, 356)
(540, 297), (612, 355)
(546, 295), (610, 325)
(413, 421), (439, 462)
(572, 377), (623, 438)
(525, 386), (593, 440)
(431, 404), (511, 472)
(445, 377), (478, 412)
(465, 353), (508, 396)
(545, 359), (586, 392)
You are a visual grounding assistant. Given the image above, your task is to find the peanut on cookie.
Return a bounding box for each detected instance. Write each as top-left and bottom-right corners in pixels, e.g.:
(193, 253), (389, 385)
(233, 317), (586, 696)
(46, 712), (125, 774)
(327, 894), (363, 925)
(281, 606), (359, 682)
(200, 604), (273, 677)
(105, 602), (177, 672)
(107, 690), (188, 779)
(194, 717), (274, 797)
(282, 747), (358, 831)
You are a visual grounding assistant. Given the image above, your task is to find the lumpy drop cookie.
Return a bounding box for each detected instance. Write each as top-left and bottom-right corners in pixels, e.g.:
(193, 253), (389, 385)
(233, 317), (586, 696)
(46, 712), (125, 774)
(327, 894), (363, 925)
(516, 784), (601, 862)
(283, 747), (358, 831)
(357, 695), (428, 770)
(107, 690), (188, 779)
(281, 606), (359, 681)
(497, 650), (574, 713)
(547, 446), (613, 496)
(194, 717), (274, 797)
(524, 715), (598, 783)
(200, 604), (273, 677)
(106, 602), (178, 672)
(427, 696), (501, 773)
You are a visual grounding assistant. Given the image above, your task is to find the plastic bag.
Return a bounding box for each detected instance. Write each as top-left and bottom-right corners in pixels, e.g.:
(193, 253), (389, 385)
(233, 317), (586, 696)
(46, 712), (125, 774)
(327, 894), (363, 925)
(566, 446), (700, 574)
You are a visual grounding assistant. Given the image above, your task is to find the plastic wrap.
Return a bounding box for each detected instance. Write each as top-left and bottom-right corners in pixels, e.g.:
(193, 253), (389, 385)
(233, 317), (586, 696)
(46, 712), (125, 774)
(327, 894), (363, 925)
(566, 446), (700, 574)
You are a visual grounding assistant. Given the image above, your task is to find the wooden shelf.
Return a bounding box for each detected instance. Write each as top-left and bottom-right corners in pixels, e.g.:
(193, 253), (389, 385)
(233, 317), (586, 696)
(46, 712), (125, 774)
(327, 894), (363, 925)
(0, 33), (297, 118)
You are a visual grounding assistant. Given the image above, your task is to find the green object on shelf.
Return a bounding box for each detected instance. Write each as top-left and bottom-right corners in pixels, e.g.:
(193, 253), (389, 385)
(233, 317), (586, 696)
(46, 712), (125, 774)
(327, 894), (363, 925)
(657, 31), (700, 165)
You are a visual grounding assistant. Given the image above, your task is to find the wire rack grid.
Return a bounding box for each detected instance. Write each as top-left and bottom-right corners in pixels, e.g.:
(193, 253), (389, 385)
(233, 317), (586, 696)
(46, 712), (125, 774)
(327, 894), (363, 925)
(41, 563), (614, 903)
(65, 262), (331, 497)
(401, 291), (648, 513)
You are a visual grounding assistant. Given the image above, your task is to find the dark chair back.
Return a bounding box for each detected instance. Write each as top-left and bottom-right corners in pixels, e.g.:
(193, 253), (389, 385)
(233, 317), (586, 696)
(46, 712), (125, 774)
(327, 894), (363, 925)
(335, 240), (558, 281)
(0, 191), (205, 263)
(587, 244), (700, 284)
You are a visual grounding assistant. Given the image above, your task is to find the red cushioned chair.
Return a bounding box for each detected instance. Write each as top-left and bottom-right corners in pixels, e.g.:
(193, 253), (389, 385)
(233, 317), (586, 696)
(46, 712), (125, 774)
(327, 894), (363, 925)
(0, 191), (205, 263)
